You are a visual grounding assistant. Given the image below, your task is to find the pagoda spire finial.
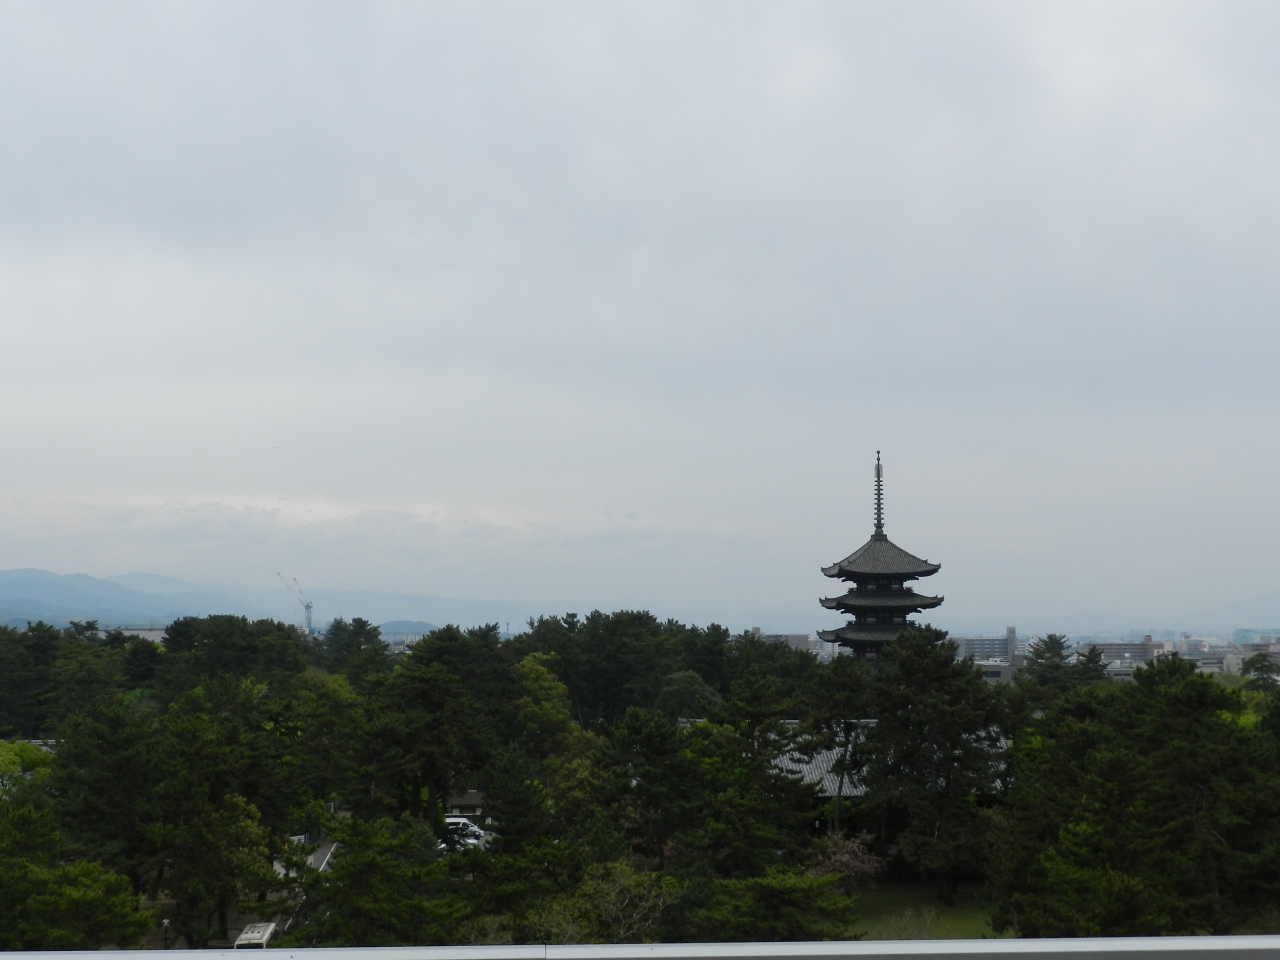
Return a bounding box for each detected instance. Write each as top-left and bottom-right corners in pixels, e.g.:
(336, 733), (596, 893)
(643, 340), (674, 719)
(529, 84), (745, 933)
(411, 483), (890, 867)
(874, 451), (884, 537)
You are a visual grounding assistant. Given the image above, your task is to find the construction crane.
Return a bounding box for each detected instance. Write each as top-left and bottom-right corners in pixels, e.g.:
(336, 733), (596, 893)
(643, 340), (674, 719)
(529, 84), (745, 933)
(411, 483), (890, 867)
(277, 573), (315, 636)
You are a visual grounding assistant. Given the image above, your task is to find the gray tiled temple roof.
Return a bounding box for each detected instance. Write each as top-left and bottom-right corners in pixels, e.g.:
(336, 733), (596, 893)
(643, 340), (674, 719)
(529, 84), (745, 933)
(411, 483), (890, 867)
(775, 745), (867, 798)
(821, 534), (941, 580)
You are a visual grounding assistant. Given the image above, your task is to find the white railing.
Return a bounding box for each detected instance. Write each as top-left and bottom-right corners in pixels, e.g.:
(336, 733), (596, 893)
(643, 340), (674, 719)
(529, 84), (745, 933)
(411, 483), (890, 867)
(8, 937), (1280, 960)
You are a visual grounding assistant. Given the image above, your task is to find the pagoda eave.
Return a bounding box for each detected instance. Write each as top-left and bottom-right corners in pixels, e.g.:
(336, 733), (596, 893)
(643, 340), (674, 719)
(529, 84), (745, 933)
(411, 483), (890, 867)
(820, 593), (944, 612)
(821, 563), (926, 582)
(817, 622), (922, 653)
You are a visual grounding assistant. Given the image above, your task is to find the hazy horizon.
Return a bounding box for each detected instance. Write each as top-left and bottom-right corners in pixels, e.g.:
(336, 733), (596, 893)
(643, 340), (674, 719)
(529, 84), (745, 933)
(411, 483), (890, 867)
(1, 564), (1278, 641)
(3, 2), (1280, 630)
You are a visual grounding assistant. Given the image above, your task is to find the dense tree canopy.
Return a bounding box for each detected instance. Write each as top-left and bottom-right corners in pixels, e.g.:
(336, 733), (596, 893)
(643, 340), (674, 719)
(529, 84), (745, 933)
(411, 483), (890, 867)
(991, 655), (1280, 936)
(1, 613), (1278, 945)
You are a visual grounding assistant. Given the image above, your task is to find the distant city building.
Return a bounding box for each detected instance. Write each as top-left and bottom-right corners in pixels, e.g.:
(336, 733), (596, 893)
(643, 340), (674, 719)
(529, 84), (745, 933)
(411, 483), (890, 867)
(963, 638), (1006, 660)
(961, 627), (1018, 662)
(818, 453), (943, 659)
(1182, 654), (1241, 676)
(974, 660), (1017, 685)
(1241, 642), (1278, 655)
(1087, 639), (1162, 663)
(747, 628), (814, 653)
(1240, 641), (1280, 667)
(1236, 628), (1280, 645)
(1084, 635), (1166, 681)
(1075, 635), (1246, 679)
(1104, 661), (1140, 681)
(811, 638), (843, 663)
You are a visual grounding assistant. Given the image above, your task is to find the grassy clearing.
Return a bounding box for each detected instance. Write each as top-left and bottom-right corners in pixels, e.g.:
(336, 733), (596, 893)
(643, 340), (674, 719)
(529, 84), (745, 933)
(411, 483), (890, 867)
(854, 883), (1006, 940)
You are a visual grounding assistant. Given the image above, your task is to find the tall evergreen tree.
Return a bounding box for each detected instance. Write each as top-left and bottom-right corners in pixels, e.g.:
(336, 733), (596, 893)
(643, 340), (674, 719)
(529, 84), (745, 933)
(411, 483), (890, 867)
(862, 628), (1002, 904)
(0, 623), (61, 737)
(1004, 633), (1108, 731)
(0, 801), (153, 949)
(991, 655), (1280, 936)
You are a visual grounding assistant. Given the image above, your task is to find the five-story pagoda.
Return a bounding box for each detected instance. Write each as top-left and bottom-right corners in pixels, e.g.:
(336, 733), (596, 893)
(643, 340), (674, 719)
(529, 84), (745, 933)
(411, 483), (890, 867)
(818, 453), (943, 657)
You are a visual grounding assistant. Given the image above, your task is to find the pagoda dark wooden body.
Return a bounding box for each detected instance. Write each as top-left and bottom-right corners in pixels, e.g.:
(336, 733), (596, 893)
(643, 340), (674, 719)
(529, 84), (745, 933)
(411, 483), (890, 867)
(818, 454), (942, 657)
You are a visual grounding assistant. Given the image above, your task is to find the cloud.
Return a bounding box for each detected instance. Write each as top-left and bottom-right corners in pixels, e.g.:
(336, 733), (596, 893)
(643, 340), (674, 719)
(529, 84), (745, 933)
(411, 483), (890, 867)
(0, 1), (1278, 629)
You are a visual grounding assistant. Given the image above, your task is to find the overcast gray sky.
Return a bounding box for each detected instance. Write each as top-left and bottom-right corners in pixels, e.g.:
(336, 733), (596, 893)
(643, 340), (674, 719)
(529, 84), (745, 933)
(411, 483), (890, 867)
(1, 1), (1278, 630)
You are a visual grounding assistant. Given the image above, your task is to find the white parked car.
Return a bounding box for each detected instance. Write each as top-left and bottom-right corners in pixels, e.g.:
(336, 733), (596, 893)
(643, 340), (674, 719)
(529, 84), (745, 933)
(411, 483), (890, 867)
(441, 816), (490, 849)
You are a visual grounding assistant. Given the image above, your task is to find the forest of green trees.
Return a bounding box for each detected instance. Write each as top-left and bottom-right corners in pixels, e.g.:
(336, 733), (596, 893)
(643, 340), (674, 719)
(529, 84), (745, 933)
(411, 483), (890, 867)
(2, 613), (1280, 949)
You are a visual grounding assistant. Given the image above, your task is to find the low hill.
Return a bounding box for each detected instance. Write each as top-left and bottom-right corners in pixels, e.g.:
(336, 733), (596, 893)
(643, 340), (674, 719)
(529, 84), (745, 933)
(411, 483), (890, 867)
(0, 569), (265, 628)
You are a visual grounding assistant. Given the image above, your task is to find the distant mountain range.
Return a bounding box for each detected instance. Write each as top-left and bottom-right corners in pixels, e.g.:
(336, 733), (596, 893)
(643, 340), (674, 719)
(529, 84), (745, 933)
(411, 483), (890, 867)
(2, 567), (1280, 638)
(0, 569), (579, 634)
(0, 569), (267, 629)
